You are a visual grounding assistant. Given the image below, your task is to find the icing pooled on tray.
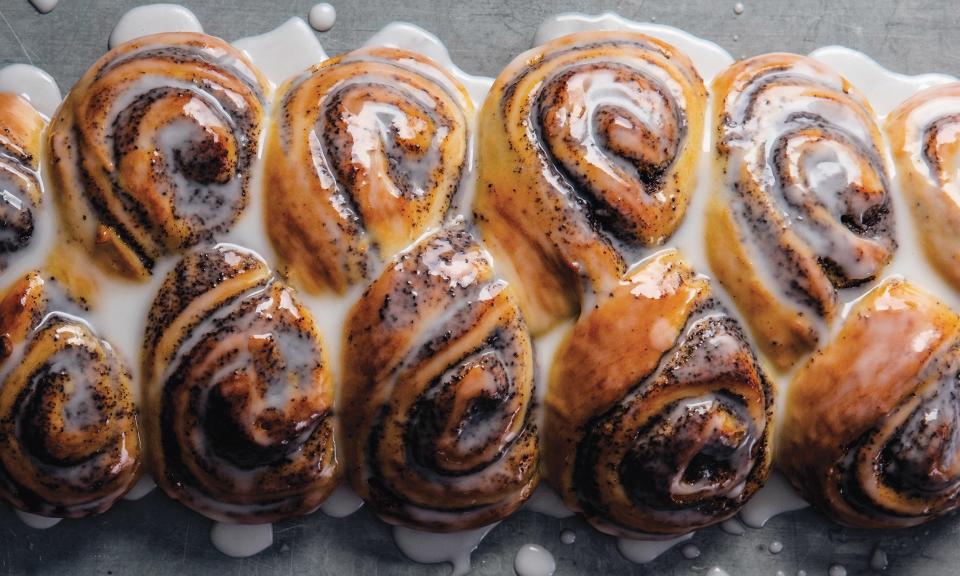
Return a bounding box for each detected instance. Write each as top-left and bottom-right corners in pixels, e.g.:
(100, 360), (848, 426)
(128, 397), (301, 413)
(109, 4), (204, 48)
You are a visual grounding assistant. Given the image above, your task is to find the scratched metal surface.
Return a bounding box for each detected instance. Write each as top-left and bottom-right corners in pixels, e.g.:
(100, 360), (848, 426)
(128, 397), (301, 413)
(1, 0), (959, 574)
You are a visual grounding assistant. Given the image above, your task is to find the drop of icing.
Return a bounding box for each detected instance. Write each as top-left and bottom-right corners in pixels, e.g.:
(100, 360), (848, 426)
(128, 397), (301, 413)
(720, 518), (746, 535)
(739, 471), (809, 528)
(393, 523), (496, 576)
(122, 475), (157, 501)
(828, 564), (847, 576)
(681, 543), (701, 559)
(617, 533), (693, 564)
(233, 17), (328, 89)
(0, 64), (62, 118)
(28, 0), (58, 14)
(15, 510), (62, 529)
(870, 547), (889, 571)
(514, 544), (557, 576)
(733, 3), (745, 15)
(769, 541), (784, 554)
(706, 568), (732, 576)
(559, 530), (576, 545)
(319, 485), (365, 518)
(210, 523), (274, 558)
(308, 3), (337, 32)
(109, 4), (204, 48)
(525, 486), (575, 518)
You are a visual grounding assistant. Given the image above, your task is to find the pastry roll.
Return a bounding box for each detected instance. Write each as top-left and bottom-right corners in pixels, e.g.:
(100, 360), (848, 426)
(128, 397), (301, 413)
(0, 272), (140, 517)
(0, 93), (46, 270)
(48, 33), (268, 280)
(887, 83), (960, 289)
(476, 31), (707, 333)
(544, 251), (773, 537)
(781, 279), (960, 528)
(342, 225), (538, 531)
(265, 47), (471, 294)
(708, 54), (895, 369)
(142, 244), (337, 523)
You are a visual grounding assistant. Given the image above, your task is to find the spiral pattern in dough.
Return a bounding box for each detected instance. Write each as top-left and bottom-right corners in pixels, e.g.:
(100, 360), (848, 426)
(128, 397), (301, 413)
(265, 47), (472, 294)
(887, 82), (960, 290)
(544, 251), (773, 537)
(782, 279), (960, 528)
(342, 224), (538, 531)
(48, 32), (268, 280)
(475, 31), (707, 333)
(0, 93), (46, 270)
(143, 244), (337, 523)
(0, 272), (140, 517)
(708, 54), (895, 368)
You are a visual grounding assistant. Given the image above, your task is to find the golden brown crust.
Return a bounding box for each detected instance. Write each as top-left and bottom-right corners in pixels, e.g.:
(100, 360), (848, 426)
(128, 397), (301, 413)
(142, 245), (337, 523)
(265, 47), (472, 294)
(0, 272), (140, 518)
(708, 53), (895, 369)
(47, 32), (268, 280)
(342, 225), (538, 531)
(781, 279), (960, 528)
(475, 31), (707, 334)
(544, 251), (773, 537)
(886, 82), (960, 289)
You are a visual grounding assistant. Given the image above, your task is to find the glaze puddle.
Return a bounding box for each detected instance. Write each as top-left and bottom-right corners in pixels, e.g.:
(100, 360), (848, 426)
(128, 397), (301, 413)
(393, 523), (497, 576)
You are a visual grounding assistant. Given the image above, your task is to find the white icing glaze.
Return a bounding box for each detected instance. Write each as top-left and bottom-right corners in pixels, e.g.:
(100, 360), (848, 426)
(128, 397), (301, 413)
(525, 485), (575, 519)
(870, 546), (889, 571)
(514, 544), (556, 576)
(0, 64), (62, 118)
(308, 3), (337, 32)
(559, 529), (576, 545)
(14, 510), (62, 529)
(739, 471), (809, 528)
(123, 475), (158, 501)
(363, 22), (493, 106)
(393, 523), (496, 576)
(28, 0), (58, 14)
(706, 568), (732, 576)
(319, 485), (365, 518)
(109, 4), (204, 49)
(210, 522), (274, 558)
(769, 540), (784, 554)
(233, 18), (328, 89)
(534, 13), (734, 84)
(617, 532), (693, 564)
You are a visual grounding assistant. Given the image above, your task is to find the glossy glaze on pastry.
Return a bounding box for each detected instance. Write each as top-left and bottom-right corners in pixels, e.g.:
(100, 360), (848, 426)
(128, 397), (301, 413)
(47, 32), (268, 280)
(265, 47), (472, 294)
(781, 280), (960, 528)
(0, 93), (46, 271)
(708, 53), (896, 369)
(544, 251), (773, 537)
(887, 83), (960, 291)
(0, 272), (140, 517)
(142, 244), (337, 523)
(342, 224), (538, 531)
(475, 30), (707, 334)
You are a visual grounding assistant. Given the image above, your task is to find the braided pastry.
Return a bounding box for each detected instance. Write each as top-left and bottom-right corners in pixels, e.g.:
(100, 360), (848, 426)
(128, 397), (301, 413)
(0, 272), (140, 517)
(48, 32), (268, 280)
(342, 224), (538, 531)
(142, 244), (337, 523)
(708, 54), (895, 369)
(781, 279), (960, 527)
(475, 31), (707, 334)
(544, 251), (773, 537)
(265, 47), (472, 294)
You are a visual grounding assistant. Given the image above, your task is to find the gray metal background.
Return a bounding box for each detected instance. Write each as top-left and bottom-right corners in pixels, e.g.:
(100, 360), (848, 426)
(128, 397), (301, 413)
(1, 0), (958, 574)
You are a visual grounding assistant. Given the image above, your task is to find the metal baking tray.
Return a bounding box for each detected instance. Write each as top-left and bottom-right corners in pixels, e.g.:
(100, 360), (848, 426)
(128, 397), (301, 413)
(1, 0), (957, 574)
